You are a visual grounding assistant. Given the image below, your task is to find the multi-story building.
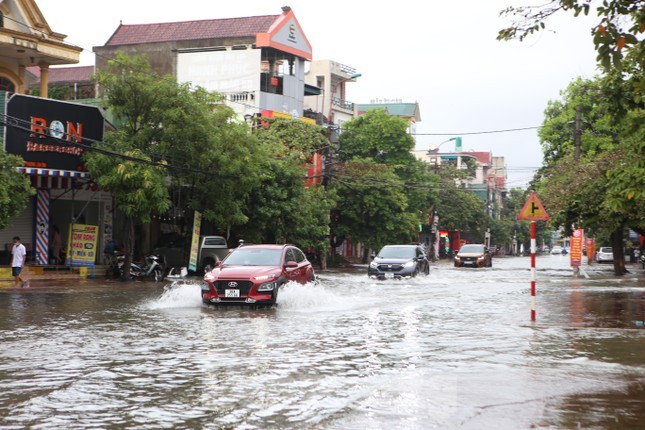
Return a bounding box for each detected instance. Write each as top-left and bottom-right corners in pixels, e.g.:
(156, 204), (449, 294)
(93, 6), (314, 122)
(415, 144), (507, 220)
(304, 59), (361, 128)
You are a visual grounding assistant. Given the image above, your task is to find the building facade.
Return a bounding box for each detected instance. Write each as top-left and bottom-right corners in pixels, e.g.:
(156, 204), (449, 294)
(0, 0), (112, 270)
(93, 6), (313, 122)
(0, 0), (81, 98)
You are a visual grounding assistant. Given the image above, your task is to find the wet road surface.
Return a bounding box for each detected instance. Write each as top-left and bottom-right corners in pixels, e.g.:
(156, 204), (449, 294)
(1, 255), (644, 429)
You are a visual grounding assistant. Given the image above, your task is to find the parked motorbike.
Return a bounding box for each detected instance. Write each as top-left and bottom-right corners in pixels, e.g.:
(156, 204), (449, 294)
(105, 251), (125, 279)
(107, 252), (165, 281)
(127, 254), (165, 281)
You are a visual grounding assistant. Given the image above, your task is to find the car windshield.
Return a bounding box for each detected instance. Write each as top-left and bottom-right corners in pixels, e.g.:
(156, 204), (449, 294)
(460, 244), (484, 253)
(378, 246), (416, 259)
(223, 248), (282, 266)
(600, 247), (612, 253)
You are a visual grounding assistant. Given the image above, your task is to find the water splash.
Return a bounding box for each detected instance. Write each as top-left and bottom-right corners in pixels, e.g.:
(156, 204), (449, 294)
(276, 281), (346, 310)
(145, 281), (204, 309)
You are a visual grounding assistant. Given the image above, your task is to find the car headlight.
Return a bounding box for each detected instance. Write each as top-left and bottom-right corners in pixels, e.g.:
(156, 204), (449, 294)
(369, 261), (378, 268)
(204, 272), (216, 282)
(403, 260), (415, 268)
(257, 281), (277, 292)
(254, 273), (277, 281)
(477, 255), (485, 260)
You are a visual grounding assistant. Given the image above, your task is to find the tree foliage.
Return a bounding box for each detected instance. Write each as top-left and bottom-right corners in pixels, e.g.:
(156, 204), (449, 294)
(498, 0), (644, 72)
(85, 53), (264, 276)
(331, 158), (418, 252)
(533, 77), (644, 274)
(0, 151), (35, 230)
(240, 118), (337, 257)
(332, 110), (438, 256)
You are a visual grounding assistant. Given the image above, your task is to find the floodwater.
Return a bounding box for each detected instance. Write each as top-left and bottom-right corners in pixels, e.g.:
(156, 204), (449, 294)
(1, 256), (644, 429)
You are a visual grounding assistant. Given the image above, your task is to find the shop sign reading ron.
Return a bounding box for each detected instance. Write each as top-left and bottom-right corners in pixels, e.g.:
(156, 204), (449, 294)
(5, 94), (104, 171)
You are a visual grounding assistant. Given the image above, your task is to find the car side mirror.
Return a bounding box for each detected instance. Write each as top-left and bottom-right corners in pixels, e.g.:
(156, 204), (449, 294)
(370, 253), (376, 260)
(285, 261), (298, 268)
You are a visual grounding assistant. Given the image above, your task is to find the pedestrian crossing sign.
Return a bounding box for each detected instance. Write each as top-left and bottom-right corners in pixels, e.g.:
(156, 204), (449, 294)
(517, 192), (550, 221)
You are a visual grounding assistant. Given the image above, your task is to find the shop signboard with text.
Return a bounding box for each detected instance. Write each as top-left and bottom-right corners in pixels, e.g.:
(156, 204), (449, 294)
(5, 94), (104, 171)
(66, 224), (98, 267)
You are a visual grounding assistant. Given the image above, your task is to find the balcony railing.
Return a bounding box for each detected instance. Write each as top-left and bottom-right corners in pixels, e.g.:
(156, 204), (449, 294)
(331, 96), (355, 112)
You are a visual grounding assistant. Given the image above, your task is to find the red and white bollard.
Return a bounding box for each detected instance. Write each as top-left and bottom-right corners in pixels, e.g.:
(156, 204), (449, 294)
(530, 221), (537, 321)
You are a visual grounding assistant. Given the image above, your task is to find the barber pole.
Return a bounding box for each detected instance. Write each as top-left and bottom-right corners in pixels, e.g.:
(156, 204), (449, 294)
(35, 189), (50, 265)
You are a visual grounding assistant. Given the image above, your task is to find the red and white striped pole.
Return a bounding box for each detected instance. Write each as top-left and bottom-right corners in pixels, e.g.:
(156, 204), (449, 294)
(530, 221), (537, 321)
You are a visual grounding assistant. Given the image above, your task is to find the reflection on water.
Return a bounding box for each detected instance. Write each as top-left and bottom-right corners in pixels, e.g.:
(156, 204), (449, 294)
(0, 257), (643, 429)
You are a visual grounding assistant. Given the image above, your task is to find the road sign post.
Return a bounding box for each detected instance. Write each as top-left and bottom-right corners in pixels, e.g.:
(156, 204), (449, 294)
(517, 192), (549, 322)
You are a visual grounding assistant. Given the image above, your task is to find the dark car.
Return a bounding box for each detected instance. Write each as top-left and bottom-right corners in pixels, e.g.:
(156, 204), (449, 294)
(201, 244), (315, 307)
(368, 244), (430, 280)
(454, 244), (492, 268)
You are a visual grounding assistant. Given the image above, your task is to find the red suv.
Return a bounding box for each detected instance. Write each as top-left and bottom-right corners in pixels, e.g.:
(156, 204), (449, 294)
(201, 244), (315, 307)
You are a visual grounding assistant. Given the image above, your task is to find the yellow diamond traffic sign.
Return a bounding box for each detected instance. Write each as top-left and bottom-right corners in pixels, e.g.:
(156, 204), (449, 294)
(518, 192), (550, 221)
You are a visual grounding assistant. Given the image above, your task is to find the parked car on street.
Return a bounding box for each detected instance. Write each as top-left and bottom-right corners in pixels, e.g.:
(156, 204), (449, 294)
(198, 236), (230, 273)
(551, 246), (564, 255)
(201, 244), (315, 307)
(596, 247), (614, 264)
(368, 244), (430, 280)
(154, 234), (231, 274)
(454, 244), (492, 268)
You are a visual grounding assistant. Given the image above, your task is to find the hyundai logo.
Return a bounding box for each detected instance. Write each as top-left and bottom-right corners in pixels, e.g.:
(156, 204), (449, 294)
(228, 282), (238, 288)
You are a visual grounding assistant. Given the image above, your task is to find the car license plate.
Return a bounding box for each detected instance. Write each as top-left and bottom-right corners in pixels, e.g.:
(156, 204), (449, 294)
(225, 289), (240, 298)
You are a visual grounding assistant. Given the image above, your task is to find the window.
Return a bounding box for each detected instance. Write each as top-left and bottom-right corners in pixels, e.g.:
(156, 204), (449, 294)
(284, 248), (296, 263)
(292, 248), (306, 263)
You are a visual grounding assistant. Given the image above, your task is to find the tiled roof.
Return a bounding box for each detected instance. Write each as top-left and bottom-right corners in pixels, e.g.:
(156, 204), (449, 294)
(105, 15), (280, 46)
(27, 66), (94, 83)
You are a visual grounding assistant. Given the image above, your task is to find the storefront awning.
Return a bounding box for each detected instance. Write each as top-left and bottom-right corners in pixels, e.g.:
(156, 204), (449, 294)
(17, 167), (91, 178)
(17, 167), (91, 189)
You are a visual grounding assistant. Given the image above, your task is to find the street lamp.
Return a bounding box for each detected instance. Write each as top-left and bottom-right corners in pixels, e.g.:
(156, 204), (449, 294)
(428, 136), (462, 153)
(327, 72), (361, 122)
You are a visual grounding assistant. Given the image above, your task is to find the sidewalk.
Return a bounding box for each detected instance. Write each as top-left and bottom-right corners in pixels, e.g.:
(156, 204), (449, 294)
(0, 265), (109, 285)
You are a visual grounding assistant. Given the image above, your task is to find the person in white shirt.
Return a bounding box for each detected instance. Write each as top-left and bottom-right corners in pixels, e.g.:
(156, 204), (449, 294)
(11, 236), (28, 288)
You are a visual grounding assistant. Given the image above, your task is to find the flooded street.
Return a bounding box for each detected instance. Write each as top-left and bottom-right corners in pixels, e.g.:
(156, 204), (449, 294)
(1, 255), (644, 429)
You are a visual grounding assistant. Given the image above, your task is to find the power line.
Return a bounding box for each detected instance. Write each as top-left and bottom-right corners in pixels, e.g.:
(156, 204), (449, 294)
(413, 126), (541, 136)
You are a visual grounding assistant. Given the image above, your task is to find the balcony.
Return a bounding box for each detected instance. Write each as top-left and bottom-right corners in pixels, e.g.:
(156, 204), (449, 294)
(331, 96), (355, 113)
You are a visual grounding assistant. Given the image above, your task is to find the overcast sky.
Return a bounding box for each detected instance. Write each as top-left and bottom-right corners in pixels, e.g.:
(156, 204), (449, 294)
(38, 0), (601, 189)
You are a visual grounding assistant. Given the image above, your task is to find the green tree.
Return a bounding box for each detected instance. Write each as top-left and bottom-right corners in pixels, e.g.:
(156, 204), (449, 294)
(0, 151), (34, 229)
(333, 110), (437, 260)
(331, 158), (419, 255)
(86, 53), (265, 276)
(241, 118), (337, 267)
(533, 78), (644, 274)
(498, 0), (644, 72)
(500, 1), (644, 274)
(158, 85), (261, 231)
